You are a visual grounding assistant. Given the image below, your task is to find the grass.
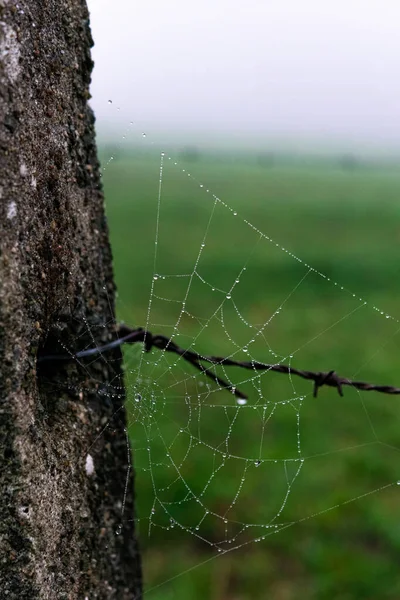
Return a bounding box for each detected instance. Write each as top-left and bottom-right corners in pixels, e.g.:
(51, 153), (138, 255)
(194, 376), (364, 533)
(101, 146), (400, 599)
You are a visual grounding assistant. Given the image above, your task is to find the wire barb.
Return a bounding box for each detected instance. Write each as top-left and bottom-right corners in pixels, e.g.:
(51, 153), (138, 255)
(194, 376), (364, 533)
(39, 324), (400, 401)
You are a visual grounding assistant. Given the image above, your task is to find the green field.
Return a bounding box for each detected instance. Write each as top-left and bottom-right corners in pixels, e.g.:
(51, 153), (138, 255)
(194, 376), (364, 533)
(101, 147), (400, 599)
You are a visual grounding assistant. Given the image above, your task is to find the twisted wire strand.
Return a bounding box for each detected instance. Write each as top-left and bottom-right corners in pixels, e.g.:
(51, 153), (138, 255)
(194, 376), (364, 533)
(38, 324), (400, 401)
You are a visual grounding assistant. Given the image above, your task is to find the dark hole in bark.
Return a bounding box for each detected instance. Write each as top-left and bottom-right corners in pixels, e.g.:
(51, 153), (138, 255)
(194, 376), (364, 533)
(35, 320), (80, 420)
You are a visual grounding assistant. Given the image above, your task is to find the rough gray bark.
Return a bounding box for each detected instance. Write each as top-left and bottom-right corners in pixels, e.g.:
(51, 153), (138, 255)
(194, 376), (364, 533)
(0, 1), (142, 598)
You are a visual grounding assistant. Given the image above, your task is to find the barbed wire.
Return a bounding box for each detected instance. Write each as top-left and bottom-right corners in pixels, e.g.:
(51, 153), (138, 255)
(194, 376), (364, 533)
(38, 324), (400, 401)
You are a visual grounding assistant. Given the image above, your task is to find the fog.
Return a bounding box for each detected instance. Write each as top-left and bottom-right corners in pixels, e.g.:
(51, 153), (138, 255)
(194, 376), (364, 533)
(87, 0), (400, 150)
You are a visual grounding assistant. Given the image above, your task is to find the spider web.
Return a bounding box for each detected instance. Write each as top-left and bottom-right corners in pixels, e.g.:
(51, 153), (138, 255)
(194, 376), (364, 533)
(81, 108), (400, 594)
(38, 97), (400, 594)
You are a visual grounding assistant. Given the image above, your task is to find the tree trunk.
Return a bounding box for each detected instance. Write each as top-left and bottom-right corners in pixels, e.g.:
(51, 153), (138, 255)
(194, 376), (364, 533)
(0, 2), (142, 598)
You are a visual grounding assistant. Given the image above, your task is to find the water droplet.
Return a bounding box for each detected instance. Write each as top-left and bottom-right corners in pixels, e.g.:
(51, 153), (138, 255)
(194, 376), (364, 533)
(108, 99), (112, 104)
(142, 132), (146, 138)
(226, 294), (231, 300)
(255, 460), (261, 467)
(135, 393), (142, 402)
(237, 398), (247, 405)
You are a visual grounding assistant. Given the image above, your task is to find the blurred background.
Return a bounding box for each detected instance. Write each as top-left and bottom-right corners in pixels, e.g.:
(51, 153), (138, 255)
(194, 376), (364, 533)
(88, 2), (400, 598)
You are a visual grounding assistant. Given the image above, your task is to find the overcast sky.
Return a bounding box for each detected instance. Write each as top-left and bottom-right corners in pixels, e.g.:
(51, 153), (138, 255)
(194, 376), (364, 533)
(87, 0), (400, 148)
